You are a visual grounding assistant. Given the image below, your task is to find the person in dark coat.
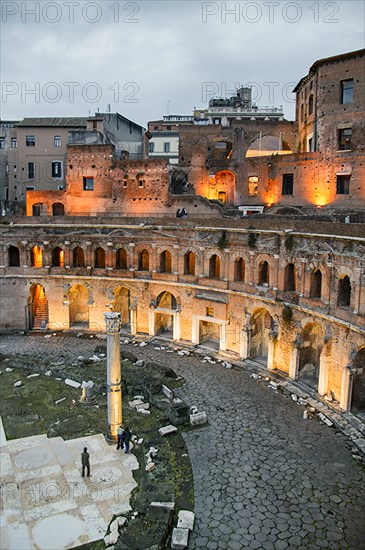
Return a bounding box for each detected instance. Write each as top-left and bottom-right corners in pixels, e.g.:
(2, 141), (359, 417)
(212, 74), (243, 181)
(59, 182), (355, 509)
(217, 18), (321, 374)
(123, 427), (132, 454)
(81, 447), (90, 477)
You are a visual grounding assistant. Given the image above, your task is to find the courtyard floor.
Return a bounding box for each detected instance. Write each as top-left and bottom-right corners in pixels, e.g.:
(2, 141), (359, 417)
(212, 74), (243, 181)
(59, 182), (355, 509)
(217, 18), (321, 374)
(0, 333), (364, 550)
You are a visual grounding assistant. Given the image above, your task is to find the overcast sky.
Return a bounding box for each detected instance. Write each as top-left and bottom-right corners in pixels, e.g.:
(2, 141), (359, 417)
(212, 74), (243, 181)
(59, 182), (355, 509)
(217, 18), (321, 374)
(1, 0), (364, 126)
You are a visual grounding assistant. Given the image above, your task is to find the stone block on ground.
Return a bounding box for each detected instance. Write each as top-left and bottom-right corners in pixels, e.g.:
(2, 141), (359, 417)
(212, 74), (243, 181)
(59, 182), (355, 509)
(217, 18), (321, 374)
(136, 402), (150, 410)
(65, 378), (81, 388)
(318, 412), (333, 426)
(171, 527), (189, 549)
(162, 384), (174, 399)
(190, 412), (208, 426)
(151, 502), (175, 510)
(104, 530), (119, 546)
(158, 425), (177, 437)
(129, 399), (144, 408)
(177, 510), (195, 530)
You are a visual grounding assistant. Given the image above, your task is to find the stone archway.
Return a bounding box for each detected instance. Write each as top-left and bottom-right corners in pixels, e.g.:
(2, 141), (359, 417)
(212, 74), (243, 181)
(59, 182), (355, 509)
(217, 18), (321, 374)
(113, 287), (130, 328)
(249, 309), (272, 364)
(298, 323), (324, 390)
(351, 348), (365, 417)
(28, 284), (48, 330)
(69, 284), (89, 328)
(150, 291), (180, 340)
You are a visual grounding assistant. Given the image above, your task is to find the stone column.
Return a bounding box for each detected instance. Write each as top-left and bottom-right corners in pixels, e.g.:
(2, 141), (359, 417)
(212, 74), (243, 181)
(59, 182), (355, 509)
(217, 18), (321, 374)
(340, 367), (353, 411)
(318, 352), (330, 396)
(219, 322), (227, 352)
(289, 338), (301, 380)
(249, 251), (255, 285)
(267, 334), (277, 371)
(106, 242), (114, 270)
(240, 324), (250, 359)
(192, 316), (199, 344)
(104, 312), (122, 442)
(149, 307), (155, 336)
(63, 240), (70, 268)
(173, 310), (181, 340)
(173, 245), (179, 274)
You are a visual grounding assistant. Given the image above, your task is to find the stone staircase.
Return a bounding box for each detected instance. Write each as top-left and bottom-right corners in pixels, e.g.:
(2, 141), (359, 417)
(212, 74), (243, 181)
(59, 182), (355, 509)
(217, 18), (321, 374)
(33, 295), (49, 330)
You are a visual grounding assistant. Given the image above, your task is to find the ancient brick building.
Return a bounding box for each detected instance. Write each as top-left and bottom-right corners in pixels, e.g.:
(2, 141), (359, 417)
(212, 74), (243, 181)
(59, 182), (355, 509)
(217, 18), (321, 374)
(1, 218), (364, 414)
(179, 49), (365, 213)
(1, 50), (364, 418)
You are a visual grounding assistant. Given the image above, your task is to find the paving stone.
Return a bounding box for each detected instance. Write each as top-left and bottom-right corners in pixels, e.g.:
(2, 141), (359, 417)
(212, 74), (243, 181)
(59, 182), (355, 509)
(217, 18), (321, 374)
(2, 335), (365, 550)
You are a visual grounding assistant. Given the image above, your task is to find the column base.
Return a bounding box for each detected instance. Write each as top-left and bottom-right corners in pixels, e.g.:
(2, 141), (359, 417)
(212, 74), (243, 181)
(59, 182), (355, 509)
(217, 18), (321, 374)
(105, 430), (118, 444)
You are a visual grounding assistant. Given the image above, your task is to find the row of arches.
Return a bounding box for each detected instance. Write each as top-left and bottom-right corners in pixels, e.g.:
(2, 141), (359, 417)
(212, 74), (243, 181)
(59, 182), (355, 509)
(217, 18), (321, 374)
(32, 202), (65, 217)
(27, 283), (365, 415)
(8, 245), (353, 307)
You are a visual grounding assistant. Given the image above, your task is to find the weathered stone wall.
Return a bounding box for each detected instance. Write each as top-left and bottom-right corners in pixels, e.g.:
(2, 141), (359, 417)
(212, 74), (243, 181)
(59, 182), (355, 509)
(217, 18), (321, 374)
(295, 49), (365, 154)
(1, 221), (364, 411)
(242, 152), (365, 208)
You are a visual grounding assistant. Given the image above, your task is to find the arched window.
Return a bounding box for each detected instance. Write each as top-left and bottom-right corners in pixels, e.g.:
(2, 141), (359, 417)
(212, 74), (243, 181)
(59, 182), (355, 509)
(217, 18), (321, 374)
(234, 257), (245, 282)
(52, 247), (64, 267)
(8, 246), (20, 267)
(300, 104), (304, 122)
(184, 251), (195, 275)
(209, 255), (220, 279)
(138, 249), (149, 271)
(32, 203), (43, 217)
(284, 263), (296, 291)
(94, 247), (105, 268)
(157, 291), (177, 309)
(310, 269), (322, 298)
(116, 248), (127, 269)
(160, 250), (172, 273)
(73, 247), (84, 267)
(259, 261), (269, 285)
(338, 275), (351, 307)
(308, 95), (314, 115)
(52, 202), (65, 216)
(31, 246), (42, 267)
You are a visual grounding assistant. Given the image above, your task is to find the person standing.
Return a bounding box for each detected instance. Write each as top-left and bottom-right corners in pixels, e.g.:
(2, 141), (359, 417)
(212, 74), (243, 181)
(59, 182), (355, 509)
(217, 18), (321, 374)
(81, 447), (90, 477)
(117, 424), (125, 450)
(123, 427), (132, 454)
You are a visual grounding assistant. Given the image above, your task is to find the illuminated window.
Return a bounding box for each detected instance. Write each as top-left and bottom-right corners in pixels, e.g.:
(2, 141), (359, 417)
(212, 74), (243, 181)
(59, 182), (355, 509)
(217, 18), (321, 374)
(31, 246), (42, 267)
(184, 251), (195, 275)
(206, 307), (214, 317)
(340, 79), (354, 104)
(83, 177), (94, 190)
(26, 135), (35, 146)
(248, 176), (258, 196)
(282, 174), (294, 195)
(338, 128), (352, 150)
(336, 175), (350, 194)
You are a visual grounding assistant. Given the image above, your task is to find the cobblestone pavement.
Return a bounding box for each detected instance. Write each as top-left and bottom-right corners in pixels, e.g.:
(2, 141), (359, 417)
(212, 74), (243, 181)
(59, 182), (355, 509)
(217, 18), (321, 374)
(1, 334), (365, 550)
